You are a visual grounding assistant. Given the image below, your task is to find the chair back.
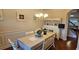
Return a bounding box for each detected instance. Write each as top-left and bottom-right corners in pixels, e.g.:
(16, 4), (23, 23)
(8, 39), (17, 50)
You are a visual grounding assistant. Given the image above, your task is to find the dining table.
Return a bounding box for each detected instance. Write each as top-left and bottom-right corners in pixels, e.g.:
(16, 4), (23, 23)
(16, 32), (55, 50)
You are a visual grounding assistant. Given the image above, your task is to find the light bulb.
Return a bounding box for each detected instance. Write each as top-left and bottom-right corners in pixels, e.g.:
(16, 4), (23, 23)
(70, 15), (74, 17)
(35, 14), (40, 17)
(44, 13), (48, 18)
(39, 13), (43, 17)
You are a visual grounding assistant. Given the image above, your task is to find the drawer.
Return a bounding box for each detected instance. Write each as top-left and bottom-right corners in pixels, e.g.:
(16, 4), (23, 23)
(32, 42), (43, 50)
(44, 36), (55, 49)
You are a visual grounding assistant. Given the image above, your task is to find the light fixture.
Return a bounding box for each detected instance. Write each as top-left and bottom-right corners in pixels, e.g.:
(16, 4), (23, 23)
(35, 14), (40, 17)
(70, 15), (74, 17)
(39, 13), (43, 17)
(34, 13), (48, 19)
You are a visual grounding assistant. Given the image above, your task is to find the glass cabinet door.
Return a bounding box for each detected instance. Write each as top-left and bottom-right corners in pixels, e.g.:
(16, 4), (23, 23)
(67, 10), (79, 40)
(69, 17), (79, 27)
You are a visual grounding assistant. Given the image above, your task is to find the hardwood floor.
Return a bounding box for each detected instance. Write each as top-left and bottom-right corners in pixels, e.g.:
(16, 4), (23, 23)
(49, 38), (77, 50)
(4, 47), (13, 50)
(56, 38), (77, 50)
(4, 32), (79, 50)
(49, 31), (79, 50)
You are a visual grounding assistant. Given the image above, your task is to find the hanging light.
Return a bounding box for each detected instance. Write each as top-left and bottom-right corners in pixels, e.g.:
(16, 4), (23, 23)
(35, 14), (40, 17)
(34, 13), (48, 19)
(39, 13), (43, 17)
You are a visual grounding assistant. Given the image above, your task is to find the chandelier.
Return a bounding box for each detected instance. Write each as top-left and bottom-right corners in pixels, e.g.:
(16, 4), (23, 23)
(33, 12), (48, 20)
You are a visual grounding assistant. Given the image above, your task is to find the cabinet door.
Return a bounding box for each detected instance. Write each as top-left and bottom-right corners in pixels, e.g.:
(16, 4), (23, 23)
(0, 34), (5, 49)
(44, 35), (55, 49)
(0, 34), (10, 49)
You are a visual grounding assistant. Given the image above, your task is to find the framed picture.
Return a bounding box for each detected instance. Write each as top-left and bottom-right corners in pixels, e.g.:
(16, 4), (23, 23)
(0, 9), (3, 21)
(19, 14), (24, 19)
(16, 10), (24, 21)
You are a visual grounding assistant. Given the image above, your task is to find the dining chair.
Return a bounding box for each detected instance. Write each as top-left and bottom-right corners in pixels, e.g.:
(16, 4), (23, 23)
(8, 39), (18, 50)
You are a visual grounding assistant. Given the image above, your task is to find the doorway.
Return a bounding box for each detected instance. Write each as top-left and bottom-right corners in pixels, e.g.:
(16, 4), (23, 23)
(67, 9), (79, 49)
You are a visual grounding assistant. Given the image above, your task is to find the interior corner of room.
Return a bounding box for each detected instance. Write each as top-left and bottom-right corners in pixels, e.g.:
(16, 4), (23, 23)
(0, 9), (79, 50)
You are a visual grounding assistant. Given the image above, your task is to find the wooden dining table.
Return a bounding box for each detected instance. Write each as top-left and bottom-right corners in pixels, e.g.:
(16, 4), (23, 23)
(16, 32), (55, 50)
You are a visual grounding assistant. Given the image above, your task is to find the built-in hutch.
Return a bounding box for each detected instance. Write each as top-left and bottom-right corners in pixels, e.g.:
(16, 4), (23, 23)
(43, 18), (61, 39)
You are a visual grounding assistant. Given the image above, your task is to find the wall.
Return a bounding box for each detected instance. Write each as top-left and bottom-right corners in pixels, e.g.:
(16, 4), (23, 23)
(0, 9), (43, 33)
(44, 9), (70, 19)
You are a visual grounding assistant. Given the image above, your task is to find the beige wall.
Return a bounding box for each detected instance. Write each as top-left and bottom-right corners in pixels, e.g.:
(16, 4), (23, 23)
(44, 9), (70, 20)
(0, 9), (43, 33)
